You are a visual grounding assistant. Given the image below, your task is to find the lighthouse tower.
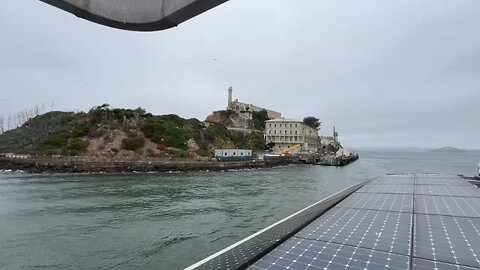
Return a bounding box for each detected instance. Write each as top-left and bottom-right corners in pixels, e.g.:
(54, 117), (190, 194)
(227, 86), (233, 109)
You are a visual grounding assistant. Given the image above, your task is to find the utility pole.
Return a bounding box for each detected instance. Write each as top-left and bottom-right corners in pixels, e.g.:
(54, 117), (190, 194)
(333, 127), (338, 142)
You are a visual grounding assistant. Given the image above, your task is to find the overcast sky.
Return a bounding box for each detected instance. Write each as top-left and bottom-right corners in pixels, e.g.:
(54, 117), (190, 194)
(1, 0), (479, 149)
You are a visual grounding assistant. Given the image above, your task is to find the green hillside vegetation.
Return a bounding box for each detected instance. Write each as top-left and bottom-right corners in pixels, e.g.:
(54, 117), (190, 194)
(0, 111), (77, 154)
(0, 105), (267, 157)
(251, 110), (269, 131)
(205, 109), (269, 131)
(142, 114), (203, 150)
(121, 132), (146, 151)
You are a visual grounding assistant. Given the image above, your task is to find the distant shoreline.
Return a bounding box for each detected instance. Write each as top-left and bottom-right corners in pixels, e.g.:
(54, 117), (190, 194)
(431, 146), (467, 153)
(0, 156), (293, 174)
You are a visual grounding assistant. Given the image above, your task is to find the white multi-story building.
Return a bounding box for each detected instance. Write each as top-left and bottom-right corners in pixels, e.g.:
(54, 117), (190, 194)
(264, 119), (320, 152)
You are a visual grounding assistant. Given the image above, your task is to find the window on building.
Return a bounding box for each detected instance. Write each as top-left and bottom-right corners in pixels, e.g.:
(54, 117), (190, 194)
(224, 152), (227, 156)
(269, 123), (271, 127)
(280, 130), (282, 134)
(295, 131), (297, 134)
(290, 124), (292, 127)
(274, 130), (276, 134)
(241, 152), (243, 155)
(295, 124), (297, 127)
(290, 131), (292, 134)
(275, 124), (276, 127)
(269, 130), (271, 134)
(233, 152), (236, 156)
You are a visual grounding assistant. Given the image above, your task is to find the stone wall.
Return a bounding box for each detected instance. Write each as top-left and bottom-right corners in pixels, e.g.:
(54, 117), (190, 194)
(0, 157), (292, 173)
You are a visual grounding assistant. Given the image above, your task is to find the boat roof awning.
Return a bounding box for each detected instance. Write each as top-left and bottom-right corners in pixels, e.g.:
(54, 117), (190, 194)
(39, 0), (229, 31)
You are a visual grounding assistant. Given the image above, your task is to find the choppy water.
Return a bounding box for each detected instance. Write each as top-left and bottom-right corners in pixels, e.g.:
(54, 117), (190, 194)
(1, 151), (479, 270)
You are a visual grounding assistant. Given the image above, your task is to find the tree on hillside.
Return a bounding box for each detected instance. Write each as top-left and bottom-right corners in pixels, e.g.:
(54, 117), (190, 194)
(252, 110), (269, 130)
(303, 116), (321, 130)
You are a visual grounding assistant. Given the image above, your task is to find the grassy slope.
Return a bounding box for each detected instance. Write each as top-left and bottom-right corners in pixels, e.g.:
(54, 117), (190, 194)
(0, 106), (267, 157)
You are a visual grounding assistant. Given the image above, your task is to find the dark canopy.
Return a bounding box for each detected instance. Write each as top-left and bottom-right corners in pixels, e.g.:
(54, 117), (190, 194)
(39, 0), (228, 31)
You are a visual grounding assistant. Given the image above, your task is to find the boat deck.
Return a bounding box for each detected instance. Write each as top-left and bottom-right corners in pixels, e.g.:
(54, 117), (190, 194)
(186, 174), (480, 270)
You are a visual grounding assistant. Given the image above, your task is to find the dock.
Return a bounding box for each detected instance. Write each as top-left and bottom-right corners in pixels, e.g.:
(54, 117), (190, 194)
(186, 174), (480, 270)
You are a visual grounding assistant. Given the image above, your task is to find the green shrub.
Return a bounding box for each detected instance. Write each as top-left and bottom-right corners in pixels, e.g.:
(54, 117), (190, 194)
(203, 123), (230, 143)
(229, 131), (248, 148)
(252, 110), (269, 130)
(112, 107), (149, 119)
(121, 135), (145, 150)
(72, 123), (90, 137)
(88, 126), (105, 138)
(249, 131), (267, 150)
(62, 138), (90, 156)
(141, 115), (192, 150)
(219, 110), (236, 118)
(166, 148), (190, 158)
(40, 133), (70, 150)
(196, 147), (211, 157)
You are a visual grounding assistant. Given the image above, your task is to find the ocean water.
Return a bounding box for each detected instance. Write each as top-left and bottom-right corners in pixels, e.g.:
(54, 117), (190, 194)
(0, 151), (479, 269)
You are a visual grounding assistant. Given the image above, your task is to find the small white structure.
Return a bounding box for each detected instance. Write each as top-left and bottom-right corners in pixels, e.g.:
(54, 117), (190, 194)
(336, 148), (350, 158)
(215, 149), (253, 161)
(264, 118), (320, 152)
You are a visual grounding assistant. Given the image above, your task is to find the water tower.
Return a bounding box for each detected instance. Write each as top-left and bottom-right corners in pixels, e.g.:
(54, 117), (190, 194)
(228, 87), (233, 108)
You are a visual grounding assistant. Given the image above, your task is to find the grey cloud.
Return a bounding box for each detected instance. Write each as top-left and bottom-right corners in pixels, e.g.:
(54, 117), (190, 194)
(0, 0), (479, 149)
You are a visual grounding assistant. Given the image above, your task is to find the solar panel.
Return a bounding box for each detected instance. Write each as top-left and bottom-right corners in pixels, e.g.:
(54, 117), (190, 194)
(416, 174), (461, 179)
(415, 195), (480, 218)
(415, 185), (480, 197)
(414, 258), (478, 270)
(247, 238), (410, 270)
(335, 193), (413, 213)
(295, 208), (412, 256)
(190, 174), (480, 270)
(384, 174), (415, 178)
(415, 214), (480, 268)
(415, 178), (471, 186)
(371, 175), (415, 185)
(357, 184), (414, 194)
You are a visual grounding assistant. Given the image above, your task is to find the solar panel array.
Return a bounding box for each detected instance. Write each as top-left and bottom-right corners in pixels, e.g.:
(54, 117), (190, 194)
(248, 174), (480, 270)
(186, 182), (367, 270)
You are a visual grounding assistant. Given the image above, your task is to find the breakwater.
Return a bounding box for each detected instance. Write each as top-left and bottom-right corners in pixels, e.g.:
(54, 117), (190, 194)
(315, 153), (359, 166)
(0, 156), (292, 173)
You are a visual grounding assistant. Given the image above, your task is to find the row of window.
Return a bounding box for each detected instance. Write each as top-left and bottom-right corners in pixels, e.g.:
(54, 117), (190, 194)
(224, 152), (248, 156)
(266, 136), (303, 142)
(268, 123), (298, 128)
(268, 130), (301, 135)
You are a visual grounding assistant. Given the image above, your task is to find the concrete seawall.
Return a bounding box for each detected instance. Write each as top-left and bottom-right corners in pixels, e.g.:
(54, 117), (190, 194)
(0, 157), (292, 173)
